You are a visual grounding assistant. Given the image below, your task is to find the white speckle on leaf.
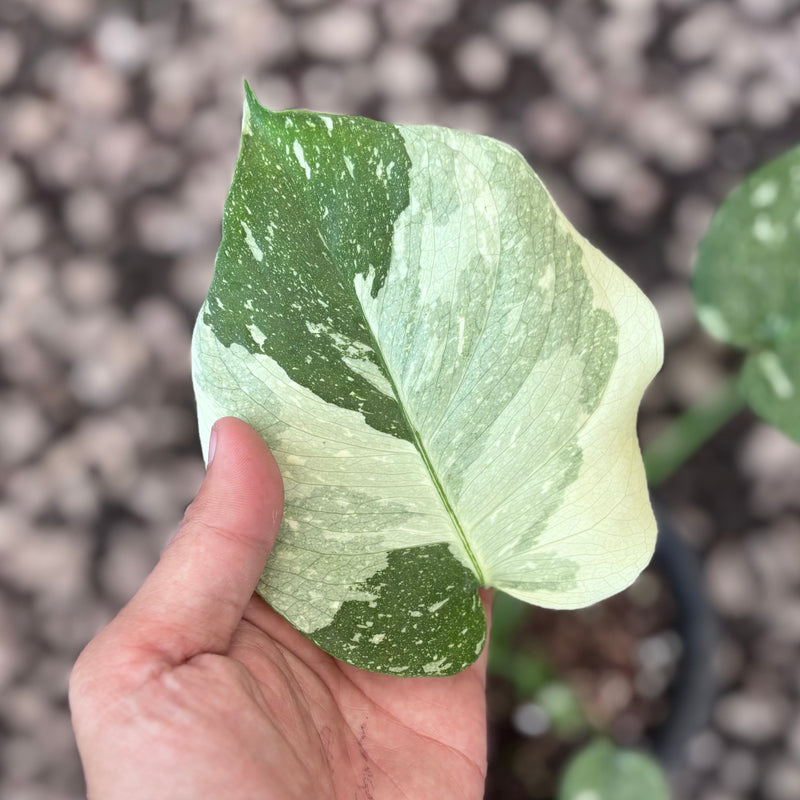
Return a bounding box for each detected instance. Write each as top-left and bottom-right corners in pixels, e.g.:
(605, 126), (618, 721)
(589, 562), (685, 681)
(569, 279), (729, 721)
(751, 180), (779, 208)
(422, 657), (450, 674)
(246, 324), (266, 347)
(758, 351), (794, 399)
(753, 214), (785, 243)
(428, 598), (449, 613)
(370, 633), (386, 644)
(293, 140), (311, 179)
(240, 220), (263, 262)
(537, 265), (555, 292)
(342, 356), (394, 397)
(697, 306), (731, 341)
(305, 320), (326, 336)
(344, 155), (355, 179)
(320, 115), (333, 134)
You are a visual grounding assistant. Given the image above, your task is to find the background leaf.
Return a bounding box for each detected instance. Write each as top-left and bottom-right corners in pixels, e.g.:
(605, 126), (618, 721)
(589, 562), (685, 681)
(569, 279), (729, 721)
(192, 89), (662, 676)
(740, 330), (800, 441)
(558, 739), (671, 800)
(693, 144), (800, 442)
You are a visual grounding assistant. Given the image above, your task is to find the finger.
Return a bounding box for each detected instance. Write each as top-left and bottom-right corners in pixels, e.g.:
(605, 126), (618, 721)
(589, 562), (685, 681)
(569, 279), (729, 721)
(115, 417), (284, 664)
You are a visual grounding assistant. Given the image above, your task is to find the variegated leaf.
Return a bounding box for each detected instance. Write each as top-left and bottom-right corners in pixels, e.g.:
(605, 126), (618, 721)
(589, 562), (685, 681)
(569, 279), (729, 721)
(694, 144), (800, 442)
(191, 85), (662, 676)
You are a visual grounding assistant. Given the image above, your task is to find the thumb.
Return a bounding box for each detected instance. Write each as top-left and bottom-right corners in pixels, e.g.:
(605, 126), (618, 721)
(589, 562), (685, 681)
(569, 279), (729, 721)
(114, 416), (284, 664)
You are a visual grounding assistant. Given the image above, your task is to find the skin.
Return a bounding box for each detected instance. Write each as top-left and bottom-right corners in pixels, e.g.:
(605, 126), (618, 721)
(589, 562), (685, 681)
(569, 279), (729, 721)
(70, 417), (492, 800)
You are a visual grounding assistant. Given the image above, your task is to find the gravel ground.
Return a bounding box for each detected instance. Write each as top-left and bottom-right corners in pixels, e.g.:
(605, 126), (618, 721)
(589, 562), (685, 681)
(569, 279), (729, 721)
(2, 0), (800, 798)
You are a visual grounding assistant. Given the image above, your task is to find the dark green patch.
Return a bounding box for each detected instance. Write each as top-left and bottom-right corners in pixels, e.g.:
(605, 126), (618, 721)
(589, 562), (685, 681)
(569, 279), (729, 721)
(309, 543), (485, 676)
(204, 85), (413, 441)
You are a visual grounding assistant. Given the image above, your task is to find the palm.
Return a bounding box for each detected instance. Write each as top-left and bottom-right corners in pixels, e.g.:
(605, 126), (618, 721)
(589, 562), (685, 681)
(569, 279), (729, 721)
(226, 596), (490, 799)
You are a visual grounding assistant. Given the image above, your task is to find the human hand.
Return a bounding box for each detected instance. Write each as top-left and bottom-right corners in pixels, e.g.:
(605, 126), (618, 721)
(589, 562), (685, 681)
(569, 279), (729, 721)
(70, 417), (491, 800)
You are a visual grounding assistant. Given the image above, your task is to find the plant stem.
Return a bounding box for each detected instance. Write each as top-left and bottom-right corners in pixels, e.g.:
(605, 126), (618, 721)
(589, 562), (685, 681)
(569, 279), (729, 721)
(643, 376), (747, 487)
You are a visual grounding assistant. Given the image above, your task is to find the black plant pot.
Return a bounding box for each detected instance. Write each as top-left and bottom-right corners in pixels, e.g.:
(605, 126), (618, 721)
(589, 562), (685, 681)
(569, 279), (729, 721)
(484, 502), (717, 799)
(649, 501), (717, 769)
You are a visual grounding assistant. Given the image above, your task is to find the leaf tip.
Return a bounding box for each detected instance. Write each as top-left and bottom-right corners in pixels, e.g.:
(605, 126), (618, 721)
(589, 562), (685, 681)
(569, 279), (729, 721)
(242, 78), (257, 104)
(241, 79), (263, 136)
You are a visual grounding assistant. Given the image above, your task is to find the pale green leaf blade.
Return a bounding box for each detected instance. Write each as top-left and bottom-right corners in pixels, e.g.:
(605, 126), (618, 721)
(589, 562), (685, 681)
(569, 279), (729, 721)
(558, 739), (671, 800)
(192, 87), (662, 676)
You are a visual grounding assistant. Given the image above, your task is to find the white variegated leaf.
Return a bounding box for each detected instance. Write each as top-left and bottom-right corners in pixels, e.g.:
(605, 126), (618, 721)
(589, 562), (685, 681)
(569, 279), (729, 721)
(191, 85), (663, 676)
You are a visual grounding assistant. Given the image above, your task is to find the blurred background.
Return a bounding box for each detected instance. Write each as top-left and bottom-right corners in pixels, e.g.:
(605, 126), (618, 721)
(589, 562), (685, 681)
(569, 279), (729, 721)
(2, 0), (800, 798)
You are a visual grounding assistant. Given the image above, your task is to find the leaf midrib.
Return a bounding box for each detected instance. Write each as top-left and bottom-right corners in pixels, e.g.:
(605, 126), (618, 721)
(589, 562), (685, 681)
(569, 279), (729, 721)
(359, 301), (487, 587)
(272, 128), (487, 587)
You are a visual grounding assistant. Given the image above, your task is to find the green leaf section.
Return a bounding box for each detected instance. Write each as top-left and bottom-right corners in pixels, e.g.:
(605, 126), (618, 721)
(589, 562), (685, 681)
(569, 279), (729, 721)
(306, 543), (484, 675)
(694, 144), (800, 442)
(558, 739), (671, 800)
(192, 86), (662, 676)
(203, 84), (413, 441)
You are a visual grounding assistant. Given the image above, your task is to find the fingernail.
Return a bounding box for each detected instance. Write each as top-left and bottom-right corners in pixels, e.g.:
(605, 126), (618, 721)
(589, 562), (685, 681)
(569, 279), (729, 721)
(207, 425), (218, 467)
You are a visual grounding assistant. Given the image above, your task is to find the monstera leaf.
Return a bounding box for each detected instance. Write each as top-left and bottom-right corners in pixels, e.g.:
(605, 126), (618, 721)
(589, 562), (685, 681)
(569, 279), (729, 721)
(191, 85), (663, 677)
(694, 144), (800, 442)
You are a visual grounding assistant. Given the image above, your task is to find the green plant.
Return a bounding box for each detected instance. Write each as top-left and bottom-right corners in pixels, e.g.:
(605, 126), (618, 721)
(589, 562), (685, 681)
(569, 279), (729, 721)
(490, 141), (800, 798)
(558, 738), (670, 800)
(644, 143), (800, 485)
(191, 85), (662, 678)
